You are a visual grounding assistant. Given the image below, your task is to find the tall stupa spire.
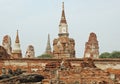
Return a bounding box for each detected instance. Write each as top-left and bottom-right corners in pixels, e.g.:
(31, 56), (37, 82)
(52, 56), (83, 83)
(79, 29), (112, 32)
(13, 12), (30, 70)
(12, 30), (22, 58)
(58, 2), (69, 37)
(60, 2), (67, 24)
(45, 34), (51, 54)
(53, 2), (75, 58)
(15, 30), (20, 43)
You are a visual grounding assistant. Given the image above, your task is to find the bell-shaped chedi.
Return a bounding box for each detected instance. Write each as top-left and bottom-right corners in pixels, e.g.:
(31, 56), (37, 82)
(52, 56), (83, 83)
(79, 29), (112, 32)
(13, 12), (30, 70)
(2, 35), (12, 55)
(12, 30), (22, 58)
(25, 45), (35, 58)
(53, 2), (75, 58)
(84, 32), (99, 59)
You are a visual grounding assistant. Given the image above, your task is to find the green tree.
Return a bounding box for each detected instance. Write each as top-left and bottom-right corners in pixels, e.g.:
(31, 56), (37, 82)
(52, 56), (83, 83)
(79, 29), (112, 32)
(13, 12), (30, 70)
(110, 51), (120, 58)
(99, 52), (110, 58)
(99, 51), (120, 58)
(37, 54), (53, 59)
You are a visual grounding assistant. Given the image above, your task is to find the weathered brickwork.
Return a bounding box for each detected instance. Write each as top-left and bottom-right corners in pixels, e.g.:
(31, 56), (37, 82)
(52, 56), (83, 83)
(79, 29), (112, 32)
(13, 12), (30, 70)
(0, 58), (118, 84)
(25, 45), (35, 58)
(53, 2), (75, 58)
(2, 35), (12, 55)
(84, 32), (99, 59)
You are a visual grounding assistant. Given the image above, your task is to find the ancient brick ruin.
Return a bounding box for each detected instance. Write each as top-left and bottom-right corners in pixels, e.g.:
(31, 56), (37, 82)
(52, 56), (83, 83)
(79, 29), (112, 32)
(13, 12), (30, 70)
(12, 30), (22, 59)
(45, 34), (52, 55)
(53, 2), (75, 58)
(0, 46), (10, 59)
(84, 32), (99, 59)
(25, 45), (35, 58)
(2, 35), (12, 55)
(0, 2), (120, 84)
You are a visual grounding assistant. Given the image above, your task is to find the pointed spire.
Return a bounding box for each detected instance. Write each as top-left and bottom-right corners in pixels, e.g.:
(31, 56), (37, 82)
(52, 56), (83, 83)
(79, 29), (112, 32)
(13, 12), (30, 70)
(45, 34), (51, 53)
(15, 30), (20, 43)
(62, 2), (64, 11)
(12, 30), (22, 58)
(60, 2), (67, 24)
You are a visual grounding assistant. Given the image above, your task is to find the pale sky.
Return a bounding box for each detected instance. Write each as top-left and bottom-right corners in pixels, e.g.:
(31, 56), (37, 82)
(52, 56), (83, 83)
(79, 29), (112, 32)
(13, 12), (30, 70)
(0, 0), (120, 58)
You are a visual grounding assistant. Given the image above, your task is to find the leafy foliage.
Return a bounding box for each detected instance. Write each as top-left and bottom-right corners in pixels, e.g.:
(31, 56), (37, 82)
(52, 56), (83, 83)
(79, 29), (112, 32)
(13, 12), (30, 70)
(99, 52), (110, 58)
(99, 51), (120, 58)
(110, 51), (120, 58)
(37, 54), (53, 59)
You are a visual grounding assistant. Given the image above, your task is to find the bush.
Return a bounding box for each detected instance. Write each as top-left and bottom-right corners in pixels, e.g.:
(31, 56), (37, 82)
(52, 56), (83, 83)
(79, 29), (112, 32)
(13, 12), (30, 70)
(37, 54), (53, 59)
(99, 51), (120, 58)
